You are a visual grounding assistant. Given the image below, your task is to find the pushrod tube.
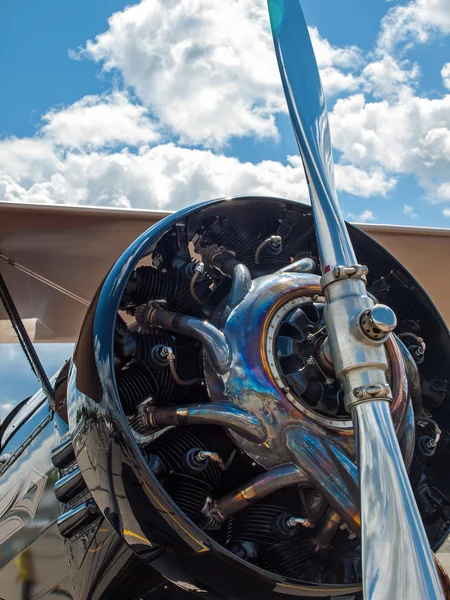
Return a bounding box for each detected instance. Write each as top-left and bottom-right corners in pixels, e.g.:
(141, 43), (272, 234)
(267, 1), (444, 597)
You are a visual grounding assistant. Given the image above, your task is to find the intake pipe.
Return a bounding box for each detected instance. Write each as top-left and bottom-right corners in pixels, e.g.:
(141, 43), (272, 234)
(136, 303), (230, 375)
(203, 464), (310, 525)
(134, 403), (267, 445)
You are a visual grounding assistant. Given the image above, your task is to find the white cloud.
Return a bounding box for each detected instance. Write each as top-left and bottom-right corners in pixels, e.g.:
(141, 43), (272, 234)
(0, 132), (393, 210)
(41, 91), (159, 148)
(329, 90), (450, 199)
(0, 141), (309, 210)
(362, 55), (419, 98)
(79, 0), (283, 146)
(309, 26), (361, 95)
(378, 0), (450, 52)
(442, 63), (450, 91)
(347, 209), (376, 223)
(404, 203), (419, 219)
(0, 138), (61, 185)
(334, 164), (397, 197)
(77, 0), (363, 146)
(0, 0), (446, 216)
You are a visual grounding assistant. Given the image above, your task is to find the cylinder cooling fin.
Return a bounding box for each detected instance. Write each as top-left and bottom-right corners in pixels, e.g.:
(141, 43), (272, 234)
(68, 196), (450, 600)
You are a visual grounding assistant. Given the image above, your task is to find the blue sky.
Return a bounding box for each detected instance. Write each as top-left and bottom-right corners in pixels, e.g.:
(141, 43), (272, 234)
(1, 0), (450, 413)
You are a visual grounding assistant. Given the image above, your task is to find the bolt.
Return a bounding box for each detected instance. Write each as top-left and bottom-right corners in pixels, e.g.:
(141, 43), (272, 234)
(306, 357), (315, 366)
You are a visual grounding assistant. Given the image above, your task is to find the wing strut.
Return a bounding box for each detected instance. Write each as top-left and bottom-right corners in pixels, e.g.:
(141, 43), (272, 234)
(0, 270), (55, 409)
(0, 253), (89, 307)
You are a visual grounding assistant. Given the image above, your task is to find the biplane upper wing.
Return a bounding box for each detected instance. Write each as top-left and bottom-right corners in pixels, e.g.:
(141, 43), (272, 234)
(1, 200), (449, 343)
(0, 202), (167, 343)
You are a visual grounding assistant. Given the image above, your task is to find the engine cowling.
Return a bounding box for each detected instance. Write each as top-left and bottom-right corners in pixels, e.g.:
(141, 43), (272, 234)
(68, 196), (450, 599)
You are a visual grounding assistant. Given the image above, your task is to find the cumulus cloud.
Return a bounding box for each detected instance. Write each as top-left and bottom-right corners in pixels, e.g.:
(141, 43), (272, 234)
(41, 91), (159, 148)
(79, 0), (283, 146)
(329, 91), (450, 199)
(362, 55), (419, 98)
(77, 0), (363, 146)
(309, 26), (362, 95)
(334, 164), (397, 197)
(378, 0), (450, 52)
(1, 0), (448, 215)
(0, 141), (310, 209)
(0, 132), (395, 210)
(442, 63), (450, 91)
(347, 209), (376, 223)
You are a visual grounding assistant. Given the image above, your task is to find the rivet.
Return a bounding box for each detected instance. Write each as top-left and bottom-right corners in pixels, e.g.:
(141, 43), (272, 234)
(251, 461), (257, 467)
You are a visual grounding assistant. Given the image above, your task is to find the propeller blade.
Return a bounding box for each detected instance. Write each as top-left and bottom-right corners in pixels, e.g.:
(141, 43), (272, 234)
(267, 0), (355, 270)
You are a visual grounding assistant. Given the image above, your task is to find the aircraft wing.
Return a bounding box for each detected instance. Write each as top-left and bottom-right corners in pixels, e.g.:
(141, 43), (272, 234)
(1, 201), (449, 343)
(0, 202), (166, 343)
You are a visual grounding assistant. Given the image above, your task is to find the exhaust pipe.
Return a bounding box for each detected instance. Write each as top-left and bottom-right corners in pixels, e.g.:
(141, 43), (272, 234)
(134, 403), (267, 445)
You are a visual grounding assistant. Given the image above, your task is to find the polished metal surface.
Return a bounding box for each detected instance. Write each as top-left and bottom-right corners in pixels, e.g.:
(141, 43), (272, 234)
(146, 403), (267, 444)
(276, 257), (316, 274)
(50, 433), (75, 469)
(142, 305), (231, 375)
(0, 400), (69, 595)
(65, 191), (450, 597)
(54, 466), (84, 503)
(354, 400), (444, 599)
(267, 0), (355, 270)
(210, 464), (310, 522)
(268, 1), (444, 597)
(364, 304), (397, 334)
(68, 197), (370, 597)
(227, 263), (252, 313)
(57, 499), (100, 539)
(264, 294), (352, 431)
(206, 272), (363, 530)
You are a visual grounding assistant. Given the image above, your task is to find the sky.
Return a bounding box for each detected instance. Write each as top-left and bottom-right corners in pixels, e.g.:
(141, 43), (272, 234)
(1, 0), (450, 416)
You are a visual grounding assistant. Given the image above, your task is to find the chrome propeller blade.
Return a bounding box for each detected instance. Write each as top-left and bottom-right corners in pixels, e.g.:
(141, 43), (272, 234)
(267, 0), (355, 270)
(267, 1), (444, 598)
